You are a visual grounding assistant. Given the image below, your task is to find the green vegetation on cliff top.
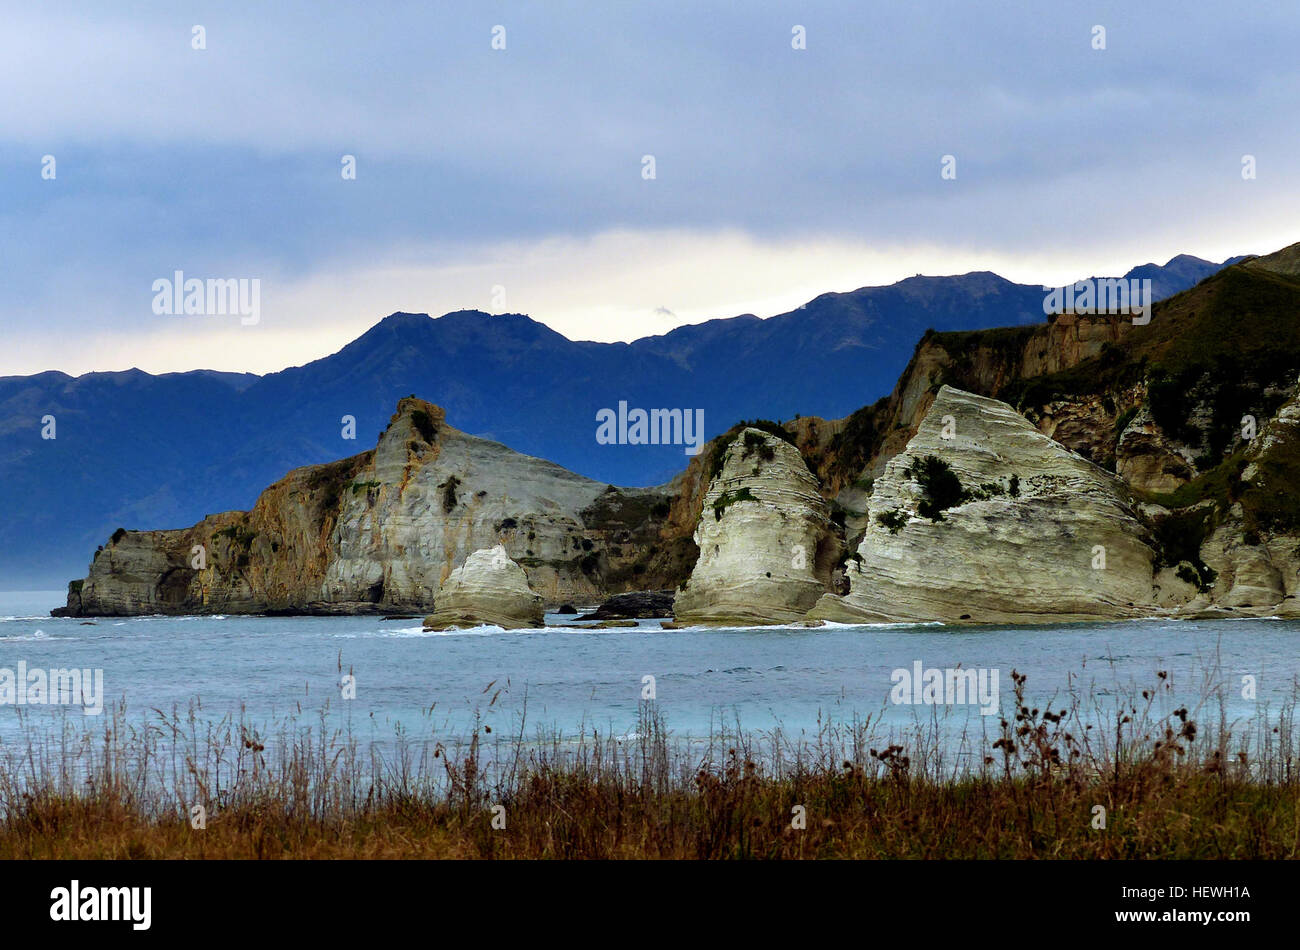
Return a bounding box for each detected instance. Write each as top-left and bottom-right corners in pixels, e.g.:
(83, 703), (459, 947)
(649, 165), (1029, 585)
(705, 420), (799, 481)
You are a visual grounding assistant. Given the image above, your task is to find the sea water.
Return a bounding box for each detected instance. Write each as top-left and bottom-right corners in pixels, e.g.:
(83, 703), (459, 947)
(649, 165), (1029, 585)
(0, 589), (1294, 764)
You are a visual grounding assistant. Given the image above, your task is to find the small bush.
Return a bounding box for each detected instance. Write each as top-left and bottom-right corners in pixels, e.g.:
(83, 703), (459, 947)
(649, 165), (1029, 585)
(966, 482), (1006, 501)
(875, 509), (907, 534)
(706, 420), (799, 481)
(713, 487), (757, 521)
(906, 456), (968, 522)
(741, 430), (776, 463)
(439, 476), (460, 513)
(1114, 406), (1139, 436)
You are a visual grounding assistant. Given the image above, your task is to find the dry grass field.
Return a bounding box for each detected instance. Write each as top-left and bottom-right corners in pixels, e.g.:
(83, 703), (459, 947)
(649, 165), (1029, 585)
(3, 671), (1298, 859)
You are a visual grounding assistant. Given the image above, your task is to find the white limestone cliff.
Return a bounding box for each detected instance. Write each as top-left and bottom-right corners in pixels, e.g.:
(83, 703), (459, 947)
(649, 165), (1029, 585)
(60, 398), (680, 615)
(808, 386), (1161, 624)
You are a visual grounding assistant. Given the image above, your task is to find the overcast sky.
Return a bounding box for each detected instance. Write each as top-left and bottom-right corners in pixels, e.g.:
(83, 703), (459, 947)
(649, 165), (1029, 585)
(3, 0), (1299, 376)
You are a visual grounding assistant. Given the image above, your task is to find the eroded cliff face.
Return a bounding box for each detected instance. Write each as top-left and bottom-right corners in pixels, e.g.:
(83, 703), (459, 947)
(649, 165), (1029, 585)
(318, 400), (653, 607)
(641, 314), (1146, 571)
(1182, 383), (1300, 618)
(808, 387), (1163, 624)
(855, 313), (1136, 479)
(673, 428), (838, 625)
(61, 453), (372, 616)
(1115, 405), (1197, 495)
(57, 398), (684, 616)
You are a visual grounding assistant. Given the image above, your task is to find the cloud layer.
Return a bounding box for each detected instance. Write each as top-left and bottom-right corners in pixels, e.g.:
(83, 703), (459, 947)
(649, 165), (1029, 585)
(3, 1), (1298, 374)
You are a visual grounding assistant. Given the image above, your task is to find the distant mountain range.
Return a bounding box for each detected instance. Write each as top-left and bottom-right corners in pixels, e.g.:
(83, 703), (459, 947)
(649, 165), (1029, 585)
(0, 253), (1238, 588)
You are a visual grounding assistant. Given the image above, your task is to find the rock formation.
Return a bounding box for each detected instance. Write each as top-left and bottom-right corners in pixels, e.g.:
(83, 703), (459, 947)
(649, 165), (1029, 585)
(808, 386), (1162, 624)
(1188, 382), (1300, 617)
(587, 590), (674, 619)
(422, 546), (544, 630)
(55, 398), (690, 616)
(52, 251), (1300, 627)
(674, 428), (837, 625)
(1115, 405), (1196, 495)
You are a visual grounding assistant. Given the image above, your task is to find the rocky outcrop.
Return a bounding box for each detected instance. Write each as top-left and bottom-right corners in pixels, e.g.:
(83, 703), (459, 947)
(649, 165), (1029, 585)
(587, 590), (674, 619)
(674, 428), (837, 625)
(845, 314), (1135, 481)
(809, 386), (1162, 624)
(422, 546), (544, 630)
(55, 398), (687, 616)
(626, 313), (1154, 582)
(1189, 382), (1300, 616)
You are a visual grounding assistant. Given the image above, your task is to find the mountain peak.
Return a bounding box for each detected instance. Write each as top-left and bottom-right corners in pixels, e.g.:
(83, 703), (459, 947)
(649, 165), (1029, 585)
(895, 270), (1007, 285)
(1163, 253), (1213, 268)
(377, 311), (433, 327)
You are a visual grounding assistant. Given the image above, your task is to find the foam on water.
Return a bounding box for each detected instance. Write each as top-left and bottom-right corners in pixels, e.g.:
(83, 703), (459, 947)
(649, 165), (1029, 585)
(0, 630), (75, 642)
(339, 623), (518, 638)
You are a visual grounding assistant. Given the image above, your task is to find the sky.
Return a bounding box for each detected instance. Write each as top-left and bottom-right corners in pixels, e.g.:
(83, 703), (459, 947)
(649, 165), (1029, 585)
(3, 0), (1299, 377)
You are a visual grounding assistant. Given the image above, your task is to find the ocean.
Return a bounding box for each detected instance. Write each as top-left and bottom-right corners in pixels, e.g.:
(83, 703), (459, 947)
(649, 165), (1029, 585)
(1, 589), (1293, 767)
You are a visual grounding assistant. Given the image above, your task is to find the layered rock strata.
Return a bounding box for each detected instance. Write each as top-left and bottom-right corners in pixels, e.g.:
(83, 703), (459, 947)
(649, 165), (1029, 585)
(808, 387), (1162, 624)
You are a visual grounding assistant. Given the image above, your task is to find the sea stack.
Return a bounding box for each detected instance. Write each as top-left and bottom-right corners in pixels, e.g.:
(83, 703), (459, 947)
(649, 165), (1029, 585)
(673, 427), (835, 625)
(423, 545), (545, 630)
